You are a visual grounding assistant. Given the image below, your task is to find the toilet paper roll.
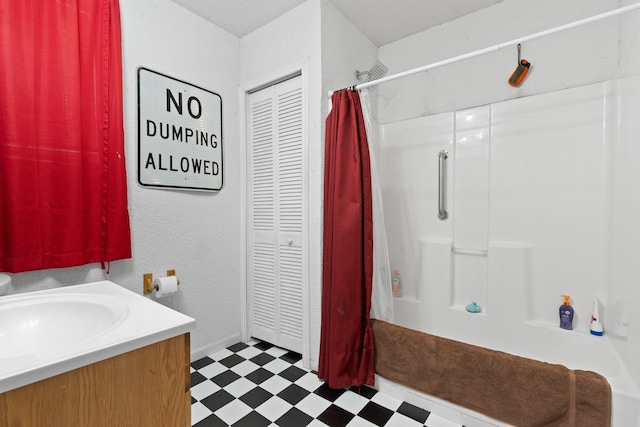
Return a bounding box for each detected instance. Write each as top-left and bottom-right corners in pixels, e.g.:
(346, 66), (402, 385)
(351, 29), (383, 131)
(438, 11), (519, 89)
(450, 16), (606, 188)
(153, 276), (179, 298)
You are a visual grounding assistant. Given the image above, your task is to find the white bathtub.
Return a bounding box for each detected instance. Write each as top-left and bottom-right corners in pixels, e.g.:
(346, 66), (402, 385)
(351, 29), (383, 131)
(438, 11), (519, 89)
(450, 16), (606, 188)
(493, 321), (639, 427)
(388, 295), (640, 427)
(386, 238), (640, 426)
(521, 322), (640, 427)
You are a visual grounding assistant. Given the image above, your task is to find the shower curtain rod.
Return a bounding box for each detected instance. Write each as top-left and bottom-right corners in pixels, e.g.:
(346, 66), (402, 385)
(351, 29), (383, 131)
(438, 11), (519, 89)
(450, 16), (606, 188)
(330, 2), (640, 94)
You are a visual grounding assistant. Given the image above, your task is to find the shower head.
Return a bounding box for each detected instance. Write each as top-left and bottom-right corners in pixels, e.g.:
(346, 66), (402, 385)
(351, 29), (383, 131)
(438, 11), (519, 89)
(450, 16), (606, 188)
(355, 60), (388, 83)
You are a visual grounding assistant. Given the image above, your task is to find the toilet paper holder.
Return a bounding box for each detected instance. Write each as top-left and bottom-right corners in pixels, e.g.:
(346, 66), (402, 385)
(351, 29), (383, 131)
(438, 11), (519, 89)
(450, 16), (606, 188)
(143, 270), (181, 295)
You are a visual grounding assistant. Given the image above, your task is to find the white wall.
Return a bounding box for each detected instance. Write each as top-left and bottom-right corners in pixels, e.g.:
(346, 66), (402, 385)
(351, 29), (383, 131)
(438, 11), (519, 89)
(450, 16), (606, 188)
(318, 0), (378, 369)
(239, 0), (377, 370)
(321, 0), (378, 107)
(7, 0), (243, 359)
(377, 0), (623, 122)
(239, 0), (322, 370)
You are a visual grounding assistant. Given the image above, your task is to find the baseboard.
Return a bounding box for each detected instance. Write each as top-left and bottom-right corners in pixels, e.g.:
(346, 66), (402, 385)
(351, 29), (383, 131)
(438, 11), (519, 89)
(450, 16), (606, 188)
(190, 333), (243, 362)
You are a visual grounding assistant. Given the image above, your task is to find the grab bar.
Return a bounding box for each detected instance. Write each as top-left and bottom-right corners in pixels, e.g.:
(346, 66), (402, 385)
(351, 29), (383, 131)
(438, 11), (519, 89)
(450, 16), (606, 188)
(438, 150), (448, 221)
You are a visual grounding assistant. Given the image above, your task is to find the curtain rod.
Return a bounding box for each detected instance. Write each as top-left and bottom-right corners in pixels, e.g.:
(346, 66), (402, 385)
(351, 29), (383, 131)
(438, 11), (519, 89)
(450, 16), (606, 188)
(330, 2), (640, 94)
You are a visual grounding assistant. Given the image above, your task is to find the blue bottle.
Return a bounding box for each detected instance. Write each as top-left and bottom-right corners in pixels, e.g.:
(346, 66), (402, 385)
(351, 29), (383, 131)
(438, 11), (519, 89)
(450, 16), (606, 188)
(559, 295), (574, 330)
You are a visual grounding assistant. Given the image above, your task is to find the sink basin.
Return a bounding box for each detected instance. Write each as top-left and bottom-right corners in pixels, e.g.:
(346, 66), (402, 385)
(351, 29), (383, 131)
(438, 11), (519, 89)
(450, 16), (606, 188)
(0, 293), (129, 359)
(0, 281), (194, 395)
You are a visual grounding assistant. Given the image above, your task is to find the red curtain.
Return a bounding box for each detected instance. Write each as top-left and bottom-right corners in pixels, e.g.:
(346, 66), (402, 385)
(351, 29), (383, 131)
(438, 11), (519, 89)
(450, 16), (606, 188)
(318, 90), (375, 389)
(0, 0), (131, 273)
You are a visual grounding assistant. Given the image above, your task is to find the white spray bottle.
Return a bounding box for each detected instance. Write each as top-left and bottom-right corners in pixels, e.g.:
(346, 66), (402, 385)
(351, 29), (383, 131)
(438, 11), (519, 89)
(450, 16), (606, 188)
(590, 296), (604, 336)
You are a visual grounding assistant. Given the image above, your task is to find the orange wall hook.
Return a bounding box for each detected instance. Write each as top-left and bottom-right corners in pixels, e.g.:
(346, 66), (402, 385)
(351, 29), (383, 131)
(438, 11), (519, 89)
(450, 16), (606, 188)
(508, 44), (531, 87)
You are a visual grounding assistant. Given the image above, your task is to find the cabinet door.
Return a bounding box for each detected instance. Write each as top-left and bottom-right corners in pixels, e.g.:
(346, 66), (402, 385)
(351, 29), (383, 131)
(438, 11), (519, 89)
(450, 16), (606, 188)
(0, 334), (190, 426)
(247, 75), (304, 353)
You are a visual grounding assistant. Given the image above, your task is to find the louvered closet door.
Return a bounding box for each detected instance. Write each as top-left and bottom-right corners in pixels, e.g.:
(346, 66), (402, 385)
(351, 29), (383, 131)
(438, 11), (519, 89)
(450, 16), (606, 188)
(247, 76), (303, 353)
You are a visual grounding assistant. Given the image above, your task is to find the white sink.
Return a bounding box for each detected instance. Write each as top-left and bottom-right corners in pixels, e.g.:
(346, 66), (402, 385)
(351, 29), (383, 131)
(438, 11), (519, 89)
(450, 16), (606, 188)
(0, 281), (195, 394)
(0, 294), (129, 359)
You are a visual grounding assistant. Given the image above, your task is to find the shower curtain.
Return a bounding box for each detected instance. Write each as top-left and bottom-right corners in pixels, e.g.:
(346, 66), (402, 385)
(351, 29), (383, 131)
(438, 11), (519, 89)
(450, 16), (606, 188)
(360, 89), (394, 324)
(318, 88), (392, 389)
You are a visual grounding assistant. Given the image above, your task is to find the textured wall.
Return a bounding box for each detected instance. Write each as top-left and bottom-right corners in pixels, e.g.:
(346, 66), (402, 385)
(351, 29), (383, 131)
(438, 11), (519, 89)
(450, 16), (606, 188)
(377, 0), (622, 122)
(7, 0), (243, 359)
(240, 0), (322, 369)
(239, 0), (378, 371)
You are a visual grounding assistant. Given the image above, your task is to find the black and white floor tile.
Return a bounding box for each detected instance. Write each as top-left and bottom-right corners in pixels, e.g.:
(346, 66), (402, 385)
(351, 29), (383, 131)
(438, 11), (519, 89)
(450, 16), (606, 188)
(190, 339), (464, 427)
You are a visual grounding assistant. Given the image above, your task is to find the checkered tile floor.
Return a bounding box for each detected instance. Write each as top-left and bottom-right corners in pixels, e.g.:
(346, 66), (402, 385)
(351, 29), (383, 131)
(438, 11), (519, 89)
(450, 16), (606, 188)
(190, 339), (464, 427)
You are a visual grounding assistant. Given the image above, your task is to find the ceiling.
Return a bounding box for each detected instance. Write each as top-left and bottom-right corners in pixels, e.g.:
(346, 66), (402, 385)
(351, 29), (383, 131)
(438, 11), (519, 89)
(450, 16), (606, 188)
(169, 0), (505, 46)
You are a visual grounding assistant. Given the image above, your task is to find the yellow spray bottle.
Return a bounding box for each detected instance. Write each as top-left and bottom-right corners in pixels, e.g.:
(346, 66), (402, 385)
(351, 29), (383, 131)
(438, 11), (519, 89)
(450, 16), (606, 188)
(559, 295), (574, 330)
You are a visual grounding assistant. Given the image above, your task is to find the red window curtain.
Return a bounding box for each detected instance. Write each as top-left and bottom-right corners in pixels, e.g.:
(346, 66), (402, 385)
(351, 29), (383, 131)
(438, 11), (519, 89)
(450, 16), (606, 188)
(0, 0), (131, 273)
(318, 89), (375, 389)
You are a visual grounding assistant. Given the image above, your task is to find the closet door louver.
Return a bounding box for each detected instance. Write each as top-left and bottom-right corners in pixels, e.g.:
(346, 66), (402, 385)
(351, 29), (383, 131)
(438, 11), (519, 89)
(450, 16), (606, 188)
(249, 94), (277, 344)
(248, 76), (303, 352)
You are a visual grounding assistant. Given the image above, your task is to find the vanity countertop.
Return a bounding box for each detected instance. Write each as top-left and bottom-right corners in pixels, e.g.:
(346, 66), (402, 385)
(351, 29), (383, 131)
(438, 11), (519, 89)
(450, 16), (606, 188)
(0, 280), (195, 394)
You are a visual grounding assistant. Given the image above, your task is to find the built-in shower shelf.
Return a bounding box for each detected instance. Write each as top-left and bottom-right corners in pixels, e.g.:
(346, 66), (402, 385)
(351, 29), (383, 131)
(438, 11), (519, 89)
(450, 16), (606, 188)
(450, 304), (487, 315)
(392, 295), (420, 303)
(524, 320), (592, 336)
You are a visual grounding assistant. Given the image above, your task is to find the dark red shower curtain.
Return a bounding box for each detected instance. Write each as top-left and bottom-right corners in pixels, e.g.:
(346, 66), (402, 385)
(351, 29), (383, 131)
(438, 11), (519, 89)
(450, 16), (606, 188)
(318, 89), (375, 389)
(0, 0), (131, 273)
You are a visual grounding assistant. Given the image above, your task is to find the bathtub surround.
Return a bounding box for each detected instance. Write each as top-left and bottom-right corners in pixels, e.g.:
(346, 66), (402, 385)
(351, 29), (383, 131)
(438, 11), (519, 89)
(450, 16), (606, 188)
(378, 76), (640, 426)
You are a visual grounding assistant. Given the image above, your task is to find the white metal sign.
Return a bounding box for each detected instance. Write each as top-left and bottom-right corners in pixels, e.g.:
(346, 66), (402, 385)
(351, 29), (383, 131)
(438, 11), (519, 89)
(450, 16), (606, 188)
(138, 68), (223, 191)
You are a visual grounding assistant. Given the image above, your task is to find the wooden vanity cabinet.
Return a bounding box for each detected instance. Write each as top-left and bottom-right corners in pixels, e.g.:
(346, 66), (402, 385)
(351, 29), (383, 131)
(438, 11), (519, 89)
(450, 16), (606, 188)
(0, 333), (191, 427)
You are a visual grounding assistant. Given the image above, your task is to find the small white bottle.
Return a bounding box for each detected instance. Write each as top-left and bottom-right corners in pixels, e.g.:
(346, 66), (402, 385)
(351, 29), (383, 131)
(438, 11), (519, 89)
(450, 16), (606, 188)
(590, 296), (604, 336)
(392, 270), (402, 298)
